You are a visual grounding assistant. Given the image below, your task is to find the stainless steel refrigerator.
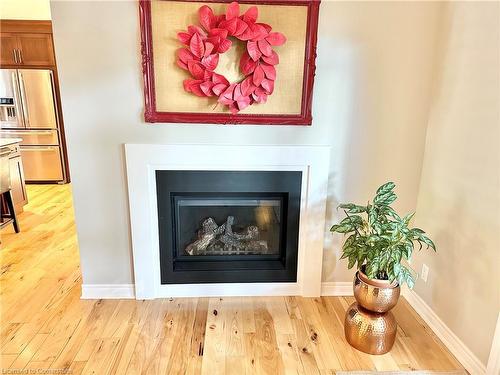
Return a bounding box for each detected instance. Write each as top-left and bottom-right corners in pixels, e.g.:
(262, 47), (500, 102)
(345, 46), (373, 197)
(0, 69), (66, 183)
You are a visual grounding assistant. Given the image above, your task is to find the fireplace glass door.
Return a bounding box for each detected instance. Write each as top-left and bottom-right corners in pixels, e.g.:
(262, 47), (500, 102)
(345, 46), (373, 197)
(174, 195), (285, 258)
(156, 170), (301, 284)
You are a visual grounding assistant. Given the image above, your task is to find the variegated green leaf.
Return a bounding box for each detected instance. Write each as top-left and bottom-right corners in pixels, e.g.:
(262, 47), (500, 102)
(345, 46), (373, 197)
(374, 192), (397, 206)
(419, 234), (436, 251)
(376, 181), (395, 195)
(347, 255), (356, 269)
(339, 203), (367, 213)
(330, 223), (353, 233)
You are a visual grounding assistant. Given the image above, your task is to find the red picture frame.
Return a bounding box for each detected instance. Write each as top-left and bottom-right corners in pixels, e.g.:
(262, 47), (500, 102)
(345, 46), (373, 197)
(139, 0), (320, 125)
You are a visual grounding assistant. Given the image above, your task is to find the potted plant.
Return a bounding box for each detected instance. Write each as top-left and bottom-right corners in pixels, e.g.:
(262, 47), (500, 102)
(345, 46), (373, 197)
(331, 181), (435, 289)
(330, 181), (436, 354)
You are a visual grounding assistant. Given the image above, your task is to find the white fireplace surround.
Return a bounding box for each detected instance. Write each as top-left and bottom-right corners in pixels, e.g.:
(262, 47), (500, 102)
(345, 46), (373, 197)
(124, 144), (330, 299)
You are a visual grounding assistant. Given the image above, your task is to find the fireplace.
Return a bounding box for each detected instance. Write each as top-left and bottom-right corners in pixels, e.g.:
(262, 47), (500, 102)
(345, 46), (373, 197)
(156, 170), (301, 284)
(125, 144), (329, 298)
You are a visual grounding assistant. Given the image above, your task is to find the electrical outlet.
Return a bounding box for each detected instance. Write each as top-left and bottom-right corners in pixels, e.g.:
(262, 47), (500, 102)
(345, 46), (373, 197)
(421, 264), (429, 282)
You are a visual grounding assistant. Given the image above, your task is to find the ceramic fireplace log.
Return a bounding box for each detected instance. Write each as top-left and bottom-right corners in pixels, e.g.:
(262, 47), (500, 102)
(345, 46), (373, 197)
(185, 216), (268, 256)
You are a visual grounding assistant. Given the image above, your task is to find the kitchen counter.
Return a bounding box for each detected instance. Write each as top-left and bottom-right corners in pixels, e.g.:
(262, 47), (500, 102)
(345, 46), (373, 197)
(0, 137), (27, 212)
(0, 138), (22, 147)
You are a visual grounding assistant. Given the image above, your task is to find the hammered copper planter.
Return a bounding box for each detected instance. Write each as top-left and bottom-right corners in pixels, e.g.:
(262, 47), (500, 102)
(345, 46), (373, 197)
(345, 271), (400, 355)
(344, 303), (397, 355)
(354, 271), (400, 313)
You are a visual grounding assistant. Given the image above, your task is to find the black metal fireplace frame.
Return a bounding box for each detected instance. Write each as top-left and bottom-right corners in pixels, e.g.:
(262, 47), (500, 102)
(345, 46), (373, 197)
(156, 170), (302, 284)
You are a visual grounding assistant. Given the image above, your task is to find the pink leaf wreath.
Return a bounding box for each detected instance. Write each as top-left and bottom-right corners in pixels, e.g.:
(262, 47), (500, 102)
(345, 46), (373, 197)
(176, 1), (287, 114)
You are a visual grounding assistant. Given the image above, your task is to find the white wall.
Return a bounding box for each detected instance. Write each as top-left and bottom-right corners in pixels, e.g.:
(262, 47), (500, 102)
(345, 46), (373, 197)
(412, 1), (500, 366)
(50, 0), (440, 285)
(0, 0), (51, 20)
(319, 1), (441, 281)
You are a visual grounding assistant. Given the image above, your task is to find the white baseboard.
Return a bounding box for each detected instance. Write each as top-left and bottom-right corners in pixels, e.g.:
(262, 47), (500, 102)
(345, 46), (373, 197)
(486, 313), (500, 375)
(81, 284), (135, 299)
(320, 282), (353, 296)
(402, 288), (486, 375)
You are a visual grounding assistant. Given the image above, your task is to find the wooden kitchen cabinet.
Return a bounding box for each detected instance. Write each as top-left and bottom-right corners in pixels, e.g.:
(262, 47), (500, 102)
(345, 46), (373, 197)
(16, 34), (55, 66)
(9, 151), (28, 210)
(0, 142), (27, 213)
(0, 20), (55, 67)
(0, 33), (19, 65)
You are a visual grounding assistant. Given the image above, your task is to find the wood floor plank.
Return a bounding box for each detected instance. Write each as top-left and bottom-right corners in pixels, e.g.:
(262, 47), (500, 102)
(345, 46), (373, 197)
(124, 298), (165, 374)
(285, 296), (321, 374)
(50, 299), (110, 370)
(162, 298), (198, 375)
(24, 360), (54, 372)
(253, 300), (285, 374)
(289, 313), (321, 375)
(201, 297), (226, 375)
(317, 296), (370, 371)
(243, 332), (259, 374)
(296, 297), (342, 371)
(0, 185), (466, 374)
(241, 297), (256, 333)
(68, 360), (87, 375)
(0, 354), (17, 369)
(266, 297), (294, 335)
(108, 301), (152, 375)
(225, 297), (245, 357)
(81, 338), (121, 375)
(324, 296), (376, 370)
(276, 333), (306, 374)
(190, 297), (209, 357)
(72, 300), (119, 362)
(9, 333), (48, 370)
(390, 335), (423, 371)
(142, 298), (197, 375)
(185, 298), (208, 374)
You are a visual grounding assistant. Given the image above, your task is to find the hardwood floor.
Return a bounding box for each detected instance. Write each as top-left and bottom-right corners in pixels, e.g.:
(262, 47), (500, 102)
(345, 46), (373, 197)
(0, 185), (464, 374)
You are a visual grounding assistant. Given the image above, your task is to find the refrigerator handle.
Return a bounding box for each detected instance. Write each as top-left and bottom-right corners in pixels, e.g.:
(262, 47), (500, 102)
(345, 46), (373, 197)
(18, 71), (30, 128)
(2, 129), (55, 136)
(11, 70), (25, 128)
(48, 71), (60, 124)
(21, 146), (58, 152)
